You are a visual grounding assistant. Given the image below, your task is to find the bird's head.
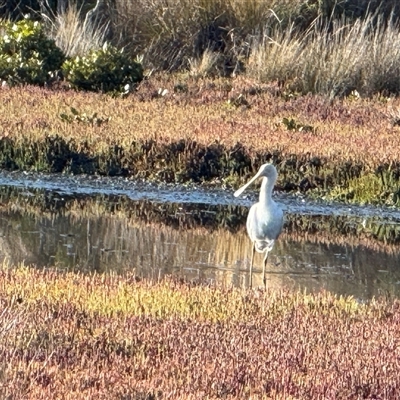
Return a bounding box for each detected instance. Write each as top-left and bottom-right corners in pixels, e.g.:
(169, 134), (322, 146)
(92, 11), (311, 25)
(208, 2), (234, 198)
(257, 163), (278, 180)
(234, 163), (278, 198)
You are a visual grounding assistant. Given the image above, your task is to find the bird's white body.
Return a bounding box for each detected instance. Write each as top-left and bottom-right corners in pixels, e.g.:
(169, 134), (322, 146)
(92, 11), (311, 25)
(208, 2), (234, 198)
(234, 163), (284, 288)
(247, 198), (283, 253)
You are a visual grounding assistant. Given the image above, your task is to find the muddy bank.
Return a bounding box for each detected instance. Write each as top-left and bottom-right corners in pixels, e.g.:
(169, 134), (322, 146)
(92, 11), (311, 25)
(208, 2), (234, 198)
(1, 134), (399, 205)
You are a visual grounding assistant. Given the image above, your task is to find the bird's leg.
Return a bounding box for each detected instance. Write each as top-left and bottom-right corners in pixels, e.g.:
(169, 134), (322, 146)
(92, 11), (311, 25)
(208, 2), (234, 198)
(262, 251), (269, 289)
(250, 243), (255, 288)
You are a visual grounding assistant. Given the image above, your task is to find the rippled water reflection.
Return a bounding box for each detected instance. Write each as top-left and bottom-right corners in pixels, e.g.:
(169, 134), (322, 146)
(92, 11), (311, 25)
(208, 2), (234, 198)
(0, 185), (399, 299)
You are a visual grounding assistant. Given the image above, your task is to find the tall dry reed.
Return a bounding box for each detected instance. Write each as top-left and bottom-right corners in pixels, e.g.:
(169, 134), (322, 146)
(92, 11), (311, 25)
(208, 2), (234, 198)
(42, 2), (108, 57)
(248, 13), (400, 96)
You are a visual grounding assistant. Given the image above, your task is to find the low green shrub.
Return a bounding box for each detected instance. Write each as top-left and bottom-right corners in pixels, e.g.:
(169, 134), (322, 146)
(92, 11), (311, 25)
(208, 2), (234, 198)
(0, 19), (65, 85)
(62, 43), (143, 93)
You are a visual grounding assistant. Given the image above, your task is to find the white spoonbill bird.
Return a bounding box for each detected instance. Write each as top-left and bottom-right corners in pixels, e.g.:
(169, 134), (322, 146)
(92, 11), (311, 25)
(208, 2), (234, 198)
(234, 163), (284, 288)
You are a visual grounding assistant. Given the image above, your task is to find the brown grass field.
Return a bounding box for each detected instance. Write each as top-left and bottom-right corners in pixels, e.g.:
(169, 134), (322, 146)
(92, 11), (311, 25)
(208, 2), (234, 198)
(0, 265), (400, 399)
(2, 75), (399, 164)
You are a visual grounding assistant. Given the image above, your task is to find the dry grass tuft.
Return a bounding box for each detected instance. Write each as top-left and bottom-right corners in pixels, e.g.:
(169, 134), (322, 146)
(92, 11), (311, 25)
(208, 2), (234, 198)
(43, 3), (108, 57)
(248, 14), (400, 97)
(188, 49), (221, 78)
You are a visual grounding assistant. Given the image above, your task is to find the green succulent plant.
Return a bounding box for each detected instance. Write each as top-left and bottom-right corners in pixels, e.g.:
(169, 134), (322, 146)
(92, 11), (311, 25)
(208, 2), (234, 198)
(0, 18), (65, 85)
(62, 43), (144, 93)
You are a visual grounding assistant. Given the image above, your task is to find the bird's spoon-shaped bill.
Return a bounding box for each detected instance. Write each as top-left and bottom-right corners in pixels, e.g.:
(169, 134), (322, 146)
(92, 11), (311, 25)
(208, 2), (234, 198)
(234, 170), (262, 197)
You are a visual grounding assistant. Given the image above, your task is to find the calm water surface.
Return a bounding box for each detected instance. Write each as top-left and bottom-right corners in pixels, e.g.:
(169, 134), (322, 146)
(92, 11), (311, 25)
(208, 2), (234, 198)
(0, 171), (399, 300)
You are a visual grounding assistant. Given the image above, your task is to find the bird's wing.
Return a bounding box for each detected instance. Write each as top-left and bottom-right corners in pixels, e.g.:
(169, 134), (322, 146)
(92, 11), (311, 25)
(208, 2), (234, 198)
(247, 203), (283, 253)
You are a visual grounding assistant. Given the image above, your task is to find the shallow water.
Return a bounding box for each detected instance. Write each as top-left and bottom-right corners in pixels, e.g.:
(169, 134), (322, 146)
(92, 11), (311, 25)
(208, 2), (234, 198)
(0, 171), (400, 299)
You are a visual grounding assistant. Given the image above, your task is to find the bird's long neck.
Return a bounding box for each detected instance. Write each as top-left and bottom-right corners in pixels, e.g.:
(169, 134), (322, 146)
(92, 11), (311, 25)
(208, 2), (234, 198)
(259, 177), (275, 205)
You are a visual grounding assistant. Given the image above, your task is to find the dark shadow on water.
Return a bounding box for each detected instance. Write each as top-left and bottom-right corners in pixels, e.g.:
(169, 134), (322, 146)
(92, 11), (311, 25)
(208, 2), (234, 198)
(0, 184), (399, 300)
